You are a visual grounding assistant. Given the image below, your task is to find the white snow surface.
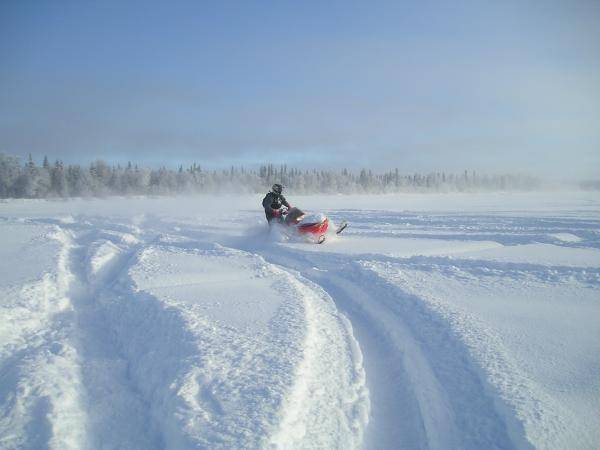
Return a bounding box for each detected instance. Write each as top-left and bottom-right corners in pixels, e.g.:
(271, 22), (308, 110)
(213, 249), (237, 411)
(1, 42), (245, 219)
(1, 191), (599, 449)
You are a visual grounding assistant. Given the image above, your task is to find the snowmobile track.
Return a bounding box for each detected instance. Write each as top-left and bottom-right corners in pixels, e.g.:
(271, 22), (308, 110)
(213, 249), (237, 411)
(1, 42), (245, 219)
(241, 243), (532, 450)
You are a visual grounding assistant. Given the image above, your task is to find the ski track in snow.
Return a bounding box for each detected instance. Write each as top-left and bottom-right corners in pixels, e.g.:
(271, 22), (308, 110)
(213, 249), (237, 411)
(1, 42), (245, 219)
(1, 195), (600, 449)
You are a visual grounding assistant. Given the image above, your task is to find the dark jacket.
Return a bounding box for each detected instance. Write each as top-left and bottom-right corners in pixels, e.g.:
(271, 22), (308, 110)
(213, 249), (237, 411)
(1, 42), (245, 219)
(262, 191), (290, 211)
(262, 191), (290, 222)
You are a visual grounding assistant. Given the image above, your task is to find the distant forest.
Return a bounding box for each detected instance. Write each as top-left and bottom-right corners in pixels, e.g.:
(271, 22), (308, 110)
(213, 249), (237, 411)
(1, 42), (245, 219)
(1, 153), (542, 198)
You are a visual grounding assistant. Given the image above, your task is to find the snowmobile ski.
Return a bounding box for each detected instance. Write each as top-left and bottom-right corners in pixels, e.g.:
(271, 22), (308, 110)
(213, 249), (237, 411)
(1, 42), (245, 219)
(336, 222), (348, 234)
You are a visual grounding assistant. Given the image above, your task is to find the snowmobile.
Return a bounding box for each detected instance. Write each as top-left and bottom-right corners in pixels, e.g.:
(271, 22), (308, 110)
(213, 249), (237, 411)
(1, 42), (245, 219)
(280, 207), (347, 244)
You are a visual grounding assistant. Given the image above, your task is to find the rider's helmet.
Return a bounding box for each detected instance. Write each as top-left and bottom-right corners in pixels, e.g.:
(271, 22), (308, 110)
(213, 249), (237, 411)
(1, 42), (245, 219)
(271, 183), (283, 195)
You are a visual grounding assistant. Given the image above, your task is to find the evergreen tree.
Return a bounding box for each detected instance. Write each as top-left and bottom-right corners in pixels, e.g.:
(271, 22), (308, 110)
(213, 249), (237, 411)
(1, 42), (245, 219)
(0, 152), (541, 198)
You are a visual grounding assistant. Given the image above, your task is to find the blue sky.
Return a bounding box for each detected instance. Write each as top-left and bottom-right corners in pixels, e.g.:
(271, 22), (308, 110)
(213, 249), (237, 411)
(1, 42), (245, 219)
(1, 0), (599, 177)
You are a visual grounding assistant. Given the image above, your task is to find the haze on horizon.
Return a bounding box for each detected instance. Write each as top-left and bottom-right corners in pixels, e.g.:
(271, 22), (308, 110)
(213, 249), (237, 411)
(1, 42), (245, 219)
(1, 0), (599, 179)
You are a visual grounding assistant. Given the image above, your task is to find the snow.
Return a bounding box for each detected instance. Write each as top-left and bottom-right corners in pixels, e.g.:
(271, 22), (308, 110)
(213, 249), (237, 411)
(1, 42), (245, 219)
(298, 213), (327, 225)
(1, 191), (599, 449)
(286, 235), (504, 257)
(548, 232), (583, 243)
(459, 243), (600, 267)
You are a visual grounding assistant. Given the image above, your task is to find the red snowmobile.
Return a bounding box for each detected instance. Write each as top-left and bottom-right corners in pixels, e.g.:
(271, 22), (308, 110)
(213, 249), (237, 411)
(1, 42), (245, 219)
(281, 207), (347, 244)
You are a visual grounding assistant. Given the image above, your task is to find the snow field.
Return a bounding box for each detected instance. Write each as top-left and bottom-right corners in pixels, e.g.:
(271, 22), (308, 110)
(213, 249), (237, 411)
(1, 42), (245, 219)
(235, 200), (600, 449)
(370, 262), (600, 449)
(1, 192), (599, 449)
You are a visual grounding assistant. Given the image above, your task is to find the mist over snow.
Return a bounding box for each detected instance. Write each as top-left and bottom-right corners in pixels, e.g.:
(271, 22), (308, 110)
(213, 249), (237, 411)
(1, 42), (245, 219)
(0, 153), (550, 199)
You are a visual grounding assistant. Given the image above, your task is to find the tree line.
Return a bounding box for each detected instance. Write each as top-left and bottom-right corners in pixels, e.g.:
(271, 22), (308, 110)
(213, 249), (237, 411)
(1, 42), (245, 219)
(0, 153), (541, 198)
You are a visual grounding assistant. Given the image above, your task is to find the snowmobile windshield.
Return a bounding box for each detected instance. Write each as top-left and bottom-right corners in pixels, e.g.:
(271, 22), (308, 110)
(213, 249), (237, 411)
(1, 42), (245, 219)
(285, 207), (305, 224)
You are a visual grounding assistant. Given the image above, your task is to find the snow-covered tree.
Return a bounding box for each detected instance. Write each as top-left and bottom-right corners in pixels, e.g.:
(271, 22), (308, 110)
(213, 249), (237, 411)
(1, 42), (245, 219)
(0, 152), (542, 198)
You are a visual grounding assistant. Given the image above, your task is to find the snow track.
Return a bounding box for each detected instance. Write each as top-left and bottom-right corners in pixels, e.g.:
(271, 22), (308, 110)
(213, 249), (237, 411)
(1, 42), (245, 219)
(269, 269), (368, 449)
(1, 217), (369, 449)
(232, 205), (600, 449)
(0, 225), (86, 450)
(238, 244), (527, 450)
(113, 241), (368, 449)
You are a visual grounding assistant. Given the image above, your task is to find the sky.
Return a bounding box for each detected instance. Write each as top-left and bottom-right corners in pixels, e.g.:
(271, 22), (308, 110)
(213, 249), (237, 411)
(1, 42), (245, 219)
(1, 0), (599, 178)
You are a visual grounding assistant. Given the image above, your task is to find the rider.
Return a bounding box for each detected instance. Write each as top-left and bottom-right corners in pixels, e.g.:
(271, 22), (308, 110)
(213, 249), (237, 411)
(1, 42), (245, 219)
(262, 183), (291, 223)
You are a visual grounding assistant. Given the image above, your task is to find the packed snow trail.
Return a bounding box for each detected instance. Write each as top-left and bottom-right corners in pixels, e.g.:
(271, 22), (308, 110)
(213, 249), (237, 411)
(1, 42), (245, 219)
(0, 218), (164, 449)
(0, 224), (87, 450)
(233, 241), (526, 450)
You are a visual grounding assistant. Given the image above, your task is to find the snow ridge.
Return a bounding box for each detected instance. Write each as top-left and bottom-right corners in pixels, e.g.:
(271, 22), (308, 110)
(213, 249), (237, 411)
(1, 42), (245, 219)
(0, 225), (87, 450)
(269, 267), (369, 449)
